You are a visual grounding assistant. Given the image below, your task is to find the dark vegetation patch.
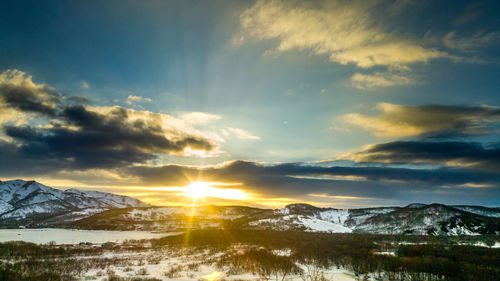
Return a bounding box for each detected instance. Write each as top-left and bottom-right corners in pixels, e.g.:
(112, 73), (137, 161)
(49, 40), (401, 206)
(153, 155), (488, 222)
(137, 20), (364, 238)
(153, 229), (500, 281)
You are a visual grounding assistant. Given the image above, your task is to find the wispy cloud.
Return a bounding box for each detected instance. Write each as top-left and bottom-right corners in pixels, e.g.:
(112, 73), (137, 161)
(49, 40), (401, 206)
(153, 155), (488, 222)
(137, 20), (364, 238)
(350, 72), (416, 90)
(227, 127), (261, 140)
(80, 81), (90, 89)
(125, 94), (152, 105)
(239, 0), (500, 90)
(454, 2), (484, 26)
(180, 112), (221, 125)
(443, 31), (500, 53)
(240, 0), (449, 69)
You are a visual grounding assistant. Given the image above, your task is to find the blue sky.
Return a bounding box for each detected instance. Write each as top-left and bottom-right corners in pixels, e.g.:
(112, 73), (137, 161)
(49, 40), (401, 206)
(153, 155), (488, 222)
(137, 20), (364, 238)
(0, 0), (499, 207)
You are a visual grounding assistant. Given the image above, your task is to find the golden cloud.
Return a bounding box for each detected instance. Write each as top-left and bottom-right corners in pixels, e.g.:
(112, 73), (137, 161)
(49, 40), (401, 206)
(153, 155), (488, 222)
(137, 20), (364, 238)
(344, 103), (500, 137)
(240, 0), (449, 68)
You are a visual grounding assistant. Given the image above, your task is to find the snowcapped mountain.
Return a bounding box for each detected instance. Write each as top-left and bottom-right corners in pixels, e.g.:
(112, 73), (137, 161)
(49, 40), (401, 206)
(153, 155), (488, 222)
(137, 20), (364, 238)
(71, 203), (500, 236)
(0, 179), (150, 226)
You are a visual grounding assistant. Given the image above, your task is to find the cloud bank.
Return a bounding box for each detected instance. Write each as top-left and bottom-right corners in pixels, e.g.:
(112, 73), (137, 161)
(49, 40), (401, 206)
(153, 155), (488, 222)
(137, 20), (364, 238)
(124, 159), (500, 206)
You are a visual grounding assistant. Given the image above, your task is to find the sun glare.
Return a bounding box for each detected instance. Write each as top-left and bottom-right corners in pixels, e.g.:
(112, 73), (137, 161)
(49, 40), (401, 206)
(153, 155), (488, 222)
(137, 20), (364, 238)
(181, 181), (247, 201)
(151, 182), (249, 202)
(184, 182), (210, 199)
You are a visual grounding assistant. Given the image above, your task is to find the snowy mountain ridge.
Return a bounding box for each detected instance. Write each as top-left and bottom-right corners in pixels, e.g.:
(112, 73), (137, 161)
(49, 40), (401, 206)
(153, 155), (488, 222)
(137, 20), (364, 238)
(0, 179), (150, 226)
(2, 179), (499, 235)
(72, 203), (500, 236)
(277, 203), (500, 235)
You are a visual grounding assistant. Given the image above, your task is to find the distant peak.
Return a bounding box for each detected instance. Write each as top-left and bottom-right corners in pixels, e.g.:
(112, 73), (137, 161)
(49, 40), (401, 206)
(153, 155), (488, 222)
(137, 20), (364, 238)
(405, 203), (427, 208)
(283, 203), (321, 214)
(1, 179), (39, 186)
(428, 203), (448, 208)
(5, 179), (29, 183)
(285, 203), (317, 208)
(65, 188), (83, 193)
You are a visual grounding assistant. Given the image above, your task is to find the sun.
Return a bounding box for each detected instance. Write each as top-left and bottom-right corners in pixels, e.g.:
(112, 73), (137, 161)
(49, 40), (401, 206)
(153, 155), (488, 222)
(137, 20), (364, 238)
(184, 181), (210, 199)
(182, 181), (247, 201)
(150, 181), (249, 202)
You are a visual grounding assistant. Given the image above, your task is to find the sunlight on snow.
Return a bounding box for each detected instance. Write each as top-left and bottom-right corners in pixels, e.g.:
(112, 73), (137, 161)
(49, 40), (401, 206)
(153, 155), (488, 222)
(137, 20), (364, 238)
(202, 270), (224, 281)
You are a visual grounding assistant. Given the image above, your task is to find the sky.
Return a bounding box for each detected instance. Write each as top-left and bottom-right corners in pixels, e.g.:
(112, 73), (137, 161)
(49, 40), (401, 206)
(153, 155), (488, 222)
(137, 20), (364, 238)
(0, 0), (499, 208)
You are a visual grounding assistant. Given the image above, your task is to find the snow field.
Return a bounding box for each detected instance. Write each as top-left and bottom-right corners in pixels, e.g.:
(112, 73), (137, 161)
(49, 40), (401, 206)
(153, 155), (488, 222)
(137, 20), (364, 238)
(0, 228), (177, 244)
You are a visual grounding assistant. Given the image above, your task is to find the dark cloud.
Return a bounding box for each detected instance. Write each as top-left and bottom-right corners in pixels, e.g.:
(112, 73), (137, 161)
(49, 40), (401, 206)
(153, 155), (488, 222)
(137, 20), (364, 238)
(66, 95), (90, 105)
(130, 160), (500, 187)
(0, 140), (69, 175)
(348, 140), (500, 172)
(60, 105), (213, 153)
(0, 70), (89, 119)
(3, 126), (155, 169)
(0, 84), (59, 116)
(1, 105), (214, 170)
(345, 103), (500, 138)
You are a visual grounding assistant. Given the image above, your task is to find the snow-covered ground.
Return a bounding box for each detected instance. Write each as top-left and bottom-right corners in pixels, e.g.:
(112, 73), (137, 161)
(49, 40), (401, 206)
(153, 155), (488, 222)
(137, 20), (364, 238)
(298, 216), (353, 233)
(78, 248), (358, 281)
(249, 214), (354, 233)
(0, 228), (176, 244)
(0, 228), (360, 281)
(319, 209), (349, 224)
(469, 241), (500, 248)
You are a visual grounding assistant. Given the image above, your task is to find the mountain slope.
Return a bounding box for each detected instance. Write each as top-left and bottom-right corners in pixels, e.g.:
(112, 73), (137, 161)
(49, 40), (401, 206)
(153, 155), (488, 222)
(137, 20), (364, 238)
(70, 203), (500, 235)
(351, 204), (498, 235)
(0, 179), (150, 226)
